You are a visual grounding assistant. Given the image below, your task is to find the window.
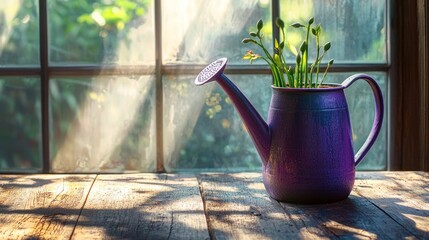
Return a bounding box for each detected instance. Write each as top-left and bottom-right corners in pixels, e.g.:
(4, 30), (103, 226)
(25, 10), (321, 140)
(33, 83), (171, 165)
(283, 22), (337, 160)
(0, 0), (390, 172)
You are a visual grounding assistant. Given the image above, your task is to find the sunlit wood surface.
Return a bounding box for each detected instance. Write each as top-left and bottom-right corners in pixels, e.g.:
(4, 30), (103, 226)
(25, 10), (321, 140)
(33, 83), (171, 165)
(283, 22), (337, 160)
(0, 172), (427, 239)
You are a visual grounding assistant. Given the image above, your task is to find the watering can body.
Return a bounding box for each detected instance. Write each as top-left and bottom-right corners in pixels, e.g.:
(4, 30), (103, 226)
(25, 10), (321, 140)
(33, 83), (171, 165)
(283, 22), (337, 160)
(264, 86), (356, 203)
(195, 58), (384, 204)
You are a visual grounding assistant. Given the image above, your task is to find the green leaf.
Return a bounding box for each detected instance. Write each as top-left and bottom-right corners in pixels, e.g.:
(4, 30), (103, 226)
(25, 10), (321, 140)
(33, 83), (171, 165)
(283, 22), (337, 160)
(249, 32), (257, 37)
(311, 28), (317, 36)
(324, 42), (331, 51)
(308, 17), (314, 25)
(242, 38), (256, 44)
(273, 53), (281, 64)
(257, 19), (263, 30)
(300, 41), (307, 53)
(276, 17), (285, 28)
(296, 53), (301, 63)
(291, 22), (305, 28)
(288, 42), (298, 56)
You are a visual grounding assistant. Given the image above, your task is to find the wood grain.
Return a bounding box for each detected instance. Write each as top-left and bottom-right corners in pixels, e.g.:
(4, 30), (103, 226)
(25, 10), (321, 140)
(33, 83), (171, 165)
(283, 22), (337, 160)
(395, 0), (429, 171)
(71, 174), (209, 240)
(199, 172), (427, 239)
(355, 172), (429, 239)
(279, 193), (413, 239)
(199, 173), (329, 239)
(0, 172), (427, 239)
(0, 174), (95, 240)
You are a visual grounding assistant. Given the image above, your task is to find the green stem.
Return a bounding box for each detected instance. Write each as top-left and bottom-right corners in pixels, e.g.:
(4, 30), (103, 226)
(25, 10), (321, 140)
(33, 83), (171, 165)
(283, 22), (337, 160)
(320, 62), (332, 87)
(310, 35), (320, 87)
(287, 72), (294, 87)
(294, 55), (300, 88)
(316, 62), (320, 87)
(256, 56), (278, 86)
(251, 39), (283, 86)
(315, 51), (328, 87)
(280, 52), (292, 86)
(301, 51), (306, 87)
(304, 23), (311, 87)
(309, 56), (318, 87)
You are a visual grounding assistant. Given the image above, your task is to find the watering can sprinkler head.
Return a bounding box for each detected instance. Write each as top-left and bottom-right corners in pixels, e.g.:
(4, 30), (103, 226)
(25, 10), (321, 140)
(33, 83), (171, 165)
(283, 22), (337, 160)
(195, 58), (228, 85)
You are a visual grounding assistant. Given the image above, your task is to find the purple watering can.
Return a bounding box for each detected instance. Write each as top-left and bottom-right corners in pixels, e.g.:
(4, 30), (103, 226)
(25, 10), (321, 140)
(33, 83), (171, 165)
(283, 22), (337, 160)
(195, 58), (384, 204)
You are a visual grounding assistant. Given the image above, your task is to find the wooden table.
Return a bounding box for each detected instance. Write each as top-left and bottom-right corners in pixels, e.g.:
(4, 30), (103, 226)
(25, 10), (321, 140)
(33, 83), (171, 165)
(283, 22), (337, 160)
(0, 172), (427, 239)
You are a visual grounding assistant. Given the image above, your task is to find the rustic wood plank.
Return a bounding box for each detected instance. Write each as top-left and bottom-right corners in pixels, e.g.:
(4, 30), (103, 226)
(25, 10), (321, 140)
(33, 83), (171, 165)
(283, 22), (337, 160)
(0, 172), (426, 240)
(0, 174), (95, 240)
(355, 171), (429, 239)
(279, 193), (414, 239)
(71, 174), (209, 240)
(199, 173), (334, 239)
(200, 172), (421, 239)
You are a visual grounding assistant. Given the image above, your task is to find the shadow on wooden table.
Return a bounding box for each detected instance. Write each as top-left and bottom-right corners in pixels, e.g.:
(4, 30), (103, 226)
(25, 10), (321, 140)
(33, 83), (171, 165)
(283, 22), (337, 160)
(0, 172), (427, 239)
(199, 173), (429, 239)
(0, 174), (209, 239)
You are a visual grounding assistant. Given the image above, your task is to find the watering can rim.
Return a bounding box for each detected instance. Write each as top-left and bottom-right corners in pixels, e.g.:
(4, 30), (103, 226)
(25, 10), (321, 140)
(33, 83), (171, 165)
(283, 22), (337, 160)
(271, 84), (346, 92)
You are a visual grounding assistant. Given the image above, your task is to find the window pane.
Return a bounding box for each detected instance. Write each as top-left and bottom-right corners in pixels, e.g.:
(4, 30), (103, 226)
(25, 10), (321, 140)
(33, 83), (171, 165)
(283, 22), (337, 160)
(280, 0), (386, 63)
(0, 0), (39, 66)
(164, 75), (271, 171)
(162, 0), (271, 64)
(50, 76), (156, 172)
(164, 73), (386, 171)
(0, 77), (42, 172)
(48, 0), (155, 65)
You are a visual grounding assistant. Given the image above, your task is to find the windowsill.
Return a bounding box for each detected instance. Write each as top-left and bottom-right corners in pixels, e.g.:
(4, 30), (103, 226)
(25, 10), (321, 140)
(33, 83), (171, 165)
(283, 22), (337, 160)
(0, 171), (427, 239)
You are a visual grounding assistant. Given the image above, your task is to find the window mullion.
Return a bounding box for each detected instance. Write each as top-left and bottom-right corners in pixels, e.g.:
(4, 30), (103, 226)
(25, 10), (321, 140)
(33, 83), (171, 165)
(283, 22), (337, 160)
(155, 0), (165, 172)
(272, 0), (280, 45)
(39, 0), (50, 173)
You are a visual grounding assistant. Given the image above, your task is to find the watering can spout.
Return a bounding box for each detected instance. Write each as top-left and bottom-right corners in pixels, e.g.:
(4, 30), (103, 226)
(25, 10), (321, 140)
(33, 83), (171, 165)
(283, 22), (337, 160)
(195, 58), (270, 164)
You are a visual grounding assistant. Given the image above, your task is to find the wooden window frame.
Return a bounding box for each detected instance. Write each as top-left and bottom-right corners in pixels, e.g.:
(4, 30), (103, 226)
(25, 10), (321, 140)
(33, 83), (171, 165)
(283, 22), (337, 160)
(390, 0), (429, 170)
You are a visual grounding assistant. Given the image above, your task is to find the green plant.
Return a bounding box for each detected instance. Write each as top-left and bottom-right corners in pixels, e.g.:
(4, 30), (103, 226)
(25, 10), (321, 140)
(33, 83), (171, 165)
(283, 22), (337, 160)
(242, 17), (334, 88)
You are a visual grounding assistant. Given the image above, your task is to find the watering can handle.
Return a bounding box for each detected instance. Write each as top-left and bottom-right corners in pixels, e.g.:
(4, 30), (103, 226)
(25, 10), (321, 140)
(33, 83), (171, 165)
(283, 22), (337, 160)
(341, 74), (384, 166)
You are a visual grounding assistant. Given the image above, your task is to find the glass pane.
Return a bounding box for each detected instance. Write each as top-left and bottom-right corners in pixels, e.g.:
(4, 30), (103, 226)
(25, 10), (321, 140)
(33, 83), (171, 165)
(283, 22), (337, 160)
(0, 0), (39, 66)
(164, 73), (386, 171)
(48, 0), (155, 65)
(164, 75), (272, 171)
(50, 76), (156, 172)
(280, 0), (386, 63)
(162, 0), (271, 64)
(0, 77), (42, 172)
